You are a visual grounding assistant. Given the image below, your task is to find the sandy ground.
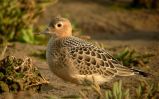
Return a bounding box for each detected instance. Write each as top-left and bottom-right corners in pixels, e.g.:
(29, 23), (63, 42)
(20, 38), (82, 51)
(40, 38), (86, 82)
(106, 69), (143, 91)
(2, 39), (158, 99)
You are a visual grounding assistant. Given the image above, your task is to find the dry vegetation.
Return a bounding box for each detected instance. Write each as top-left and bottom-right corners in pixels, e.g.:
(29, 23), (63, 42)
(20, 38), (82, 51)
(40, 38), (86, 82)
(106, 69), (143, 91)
(0, 55), (48, 94)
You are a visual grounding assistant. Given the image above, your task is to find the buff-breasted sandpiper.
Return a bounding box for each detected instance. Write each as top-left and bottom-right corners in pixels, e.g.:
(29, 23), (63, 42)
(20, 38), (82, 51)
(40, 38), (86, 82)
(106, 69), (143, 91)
(41, 16), (149, 85)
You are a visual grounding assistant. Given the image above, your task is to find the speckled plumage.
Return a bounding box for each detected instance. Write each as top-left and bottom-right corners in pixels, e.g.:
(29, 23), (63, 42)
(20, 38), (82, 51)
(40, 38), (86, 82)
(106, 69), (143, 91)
(44, 16), (148, 85)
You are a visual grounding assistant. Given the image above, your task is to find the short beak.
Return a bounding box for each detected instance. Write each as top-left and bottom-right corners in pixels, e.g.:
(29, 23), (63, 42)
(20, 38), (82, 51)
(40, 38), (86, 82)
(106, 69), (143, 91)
(35, 28), (50, 35)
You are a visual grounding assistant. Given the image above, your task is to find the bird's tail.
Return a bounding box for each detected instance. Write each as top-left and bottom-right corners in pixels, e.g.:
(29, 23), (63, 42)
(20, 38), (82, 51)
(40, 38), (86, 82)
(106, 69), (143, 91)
(130, 68), (150, 77)
(116, 65), (150, 77)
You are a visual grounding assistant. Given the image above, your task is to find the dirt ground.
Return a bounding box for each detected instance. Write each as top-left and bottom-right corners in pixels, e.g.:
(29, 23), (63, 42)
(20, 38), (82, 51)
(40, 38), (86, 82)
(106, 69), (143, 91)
(3, 40), (158, 99)
(1, 0), (159, 99)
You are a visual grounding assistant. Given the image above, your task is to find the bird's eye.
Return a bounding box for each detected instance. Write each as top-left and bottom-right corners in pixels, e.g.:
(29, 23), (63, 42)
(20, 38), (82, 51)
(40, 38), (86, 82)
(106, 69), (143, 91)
(55, 22), (63, 28)
(57, 23), (62, 27)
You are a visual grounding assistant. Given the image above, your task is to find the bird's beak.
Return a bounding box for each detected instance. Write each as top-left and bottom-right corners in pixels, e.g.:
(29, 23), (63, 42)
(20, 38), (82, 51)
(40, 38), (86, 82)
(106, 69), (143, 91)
(35, 28), (50, 35)
(41, 28), (50, 34)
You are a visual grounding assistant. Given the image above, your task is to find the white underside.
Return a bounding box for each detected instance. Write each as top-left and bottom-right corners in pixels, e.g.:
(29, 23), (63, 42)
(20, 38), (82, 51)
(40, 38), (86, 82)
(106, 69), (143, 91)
(74, 74), (112, 85)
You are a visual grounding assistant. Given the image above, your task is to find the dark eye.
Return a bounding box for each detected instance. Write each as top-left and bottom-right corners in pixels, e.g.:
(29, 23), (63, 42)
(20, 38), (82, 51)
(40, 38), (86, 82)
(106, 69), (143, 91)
(57, 23), (62, 27)
(55, 22), (63, 28)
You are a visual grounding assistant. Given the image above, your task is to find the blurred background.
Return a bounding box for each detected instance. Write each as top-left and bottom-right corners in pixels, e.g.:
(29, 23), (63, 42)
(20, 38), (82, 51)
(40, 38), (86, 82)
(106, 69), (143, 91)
(0, 0), (159, 99)
(0, 0), (159, 44)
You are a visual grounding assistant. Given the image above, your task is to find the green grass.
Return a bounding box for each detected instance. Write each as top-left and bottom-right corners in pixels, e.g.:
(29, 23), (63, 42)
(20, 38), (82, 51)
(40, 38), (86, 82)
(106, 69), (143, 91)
(105, 81), (130, 99)
(91, 80), (159, 99)
(114, 48), (154, 68)
(0, 0), (54, 44)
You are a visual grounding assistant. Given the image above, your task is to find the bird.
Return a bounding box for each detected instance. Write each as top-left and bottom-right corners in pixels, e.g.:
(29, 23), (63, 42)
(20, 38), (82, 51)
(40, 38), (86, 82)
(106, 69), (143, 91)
(41, 16), (149, 85)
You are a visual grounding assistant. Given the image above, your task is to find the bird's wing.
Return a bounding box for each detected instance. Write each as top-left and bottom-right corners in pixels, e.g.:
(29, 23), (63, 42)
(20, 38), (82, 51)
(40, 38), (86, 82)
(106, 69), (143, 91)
(64, 37), (135, 77)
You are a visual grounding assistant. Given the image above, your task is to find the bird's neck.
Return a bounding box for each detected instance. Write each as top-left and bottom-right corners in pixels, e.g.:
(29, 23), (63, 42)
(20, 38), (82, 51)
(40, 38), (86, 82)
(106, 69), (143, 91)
(52, 33), (72, 39)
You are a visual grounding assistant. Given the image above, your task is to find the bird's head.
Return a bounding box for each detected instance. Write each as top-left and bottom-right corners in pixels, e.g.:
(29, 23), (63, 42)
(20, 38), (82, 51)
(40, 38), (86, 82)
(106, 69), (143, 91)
(41, 16), (72, 38)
